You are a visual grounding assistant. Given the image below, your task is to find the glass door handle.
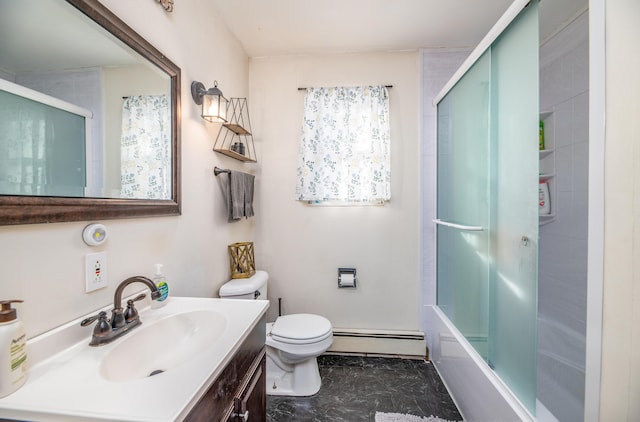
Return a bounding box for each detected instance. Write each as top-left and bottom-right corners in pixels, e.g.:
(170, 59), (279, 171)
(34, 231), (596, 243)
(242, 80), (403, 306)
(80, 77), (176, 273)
(432, 219), (484, 231)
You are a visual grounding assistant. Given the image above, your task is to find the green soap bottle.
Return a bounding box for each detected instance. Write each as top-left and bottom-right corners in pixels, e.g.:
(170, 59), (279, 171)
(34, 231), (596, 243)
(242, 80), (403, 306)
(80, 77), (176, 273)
(539, 120), (545, 150)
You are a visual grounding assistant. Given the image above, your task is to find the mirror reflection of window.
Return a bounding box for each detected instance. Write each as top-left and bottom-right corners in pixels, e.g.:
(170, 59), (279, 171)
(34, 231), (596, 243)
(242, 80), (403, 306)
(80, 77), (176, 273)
(0, 0), (181, 225)
(120, 95), (171, 200)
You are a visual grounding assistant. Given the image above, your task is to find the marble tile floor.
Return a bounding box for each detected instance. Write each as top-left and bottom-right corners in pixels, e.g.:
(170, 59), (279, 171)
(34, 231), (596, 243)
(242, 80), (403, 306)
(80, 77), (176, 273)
(267, 354), (463, 422)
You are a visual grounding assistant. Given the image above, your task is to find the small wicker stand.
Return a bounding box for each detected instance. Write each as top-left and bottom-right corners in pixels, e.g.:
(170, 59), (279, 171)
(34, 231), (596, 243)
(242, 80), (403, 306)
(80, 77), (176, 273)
(228, 242), (256, 279)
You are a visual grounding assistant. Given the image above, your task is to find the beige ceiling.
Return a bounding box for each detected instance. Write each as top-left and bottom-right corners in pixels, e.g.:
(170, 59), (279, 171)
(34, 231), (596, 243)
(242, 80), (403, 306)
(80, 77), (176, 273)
(211, 0), (589, 57)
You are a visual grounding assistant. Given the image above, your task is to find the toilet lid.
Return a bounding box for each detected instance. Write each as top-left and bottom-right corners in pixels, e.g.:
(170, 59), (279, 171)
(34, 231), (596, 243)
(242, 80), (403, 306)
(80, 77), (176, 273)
(219, 271), (268, 297)
(270, 314), (332, 343)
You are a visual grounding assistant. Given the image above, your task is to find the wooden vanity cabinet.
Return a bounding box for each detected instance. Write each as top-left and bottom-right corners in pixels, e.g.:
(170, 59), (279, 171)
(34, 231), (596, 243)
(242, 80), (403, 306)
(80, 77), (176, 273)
(228, 352), (266, 422)
(186, 315), (266, 422)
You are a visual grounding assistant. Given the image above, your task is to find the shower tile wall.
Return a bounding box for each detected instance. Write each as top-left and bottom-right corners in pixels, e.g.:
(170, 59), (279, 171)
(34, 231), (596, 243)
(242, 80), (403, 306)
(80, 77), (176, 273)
(538, 11), (589, 422)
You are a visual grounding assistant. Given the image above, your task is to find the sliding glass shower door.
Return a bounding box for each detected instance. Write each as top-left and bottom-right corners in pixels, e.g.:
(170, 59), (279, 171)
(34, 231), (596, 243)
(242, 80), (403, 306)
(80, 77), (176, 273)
(435, 2), (539, 414)
(436, 51), (491, 359)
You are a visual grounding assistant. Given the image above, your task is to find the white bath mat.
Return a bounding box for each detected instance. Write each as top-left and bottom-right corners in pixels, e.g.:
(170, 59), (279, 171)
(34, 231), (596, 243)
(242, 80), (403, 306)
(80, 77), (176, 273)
(374, 412), (459, 422)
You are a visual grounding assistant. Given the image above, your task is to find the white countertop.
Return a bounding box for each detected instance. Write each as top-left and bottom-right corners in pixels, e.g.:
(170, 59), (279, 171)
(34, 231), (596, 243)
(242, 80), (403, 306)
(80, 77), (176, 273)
(0, 297), (269, 421)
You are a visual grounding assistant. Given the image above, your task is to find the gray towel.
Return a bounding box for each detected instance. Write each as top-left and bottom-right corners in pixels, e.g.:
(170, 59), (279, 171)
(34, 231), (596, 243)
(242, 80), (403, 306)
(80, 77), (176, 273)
(244, 173), (255, 218)
(227, 171), (255, 220)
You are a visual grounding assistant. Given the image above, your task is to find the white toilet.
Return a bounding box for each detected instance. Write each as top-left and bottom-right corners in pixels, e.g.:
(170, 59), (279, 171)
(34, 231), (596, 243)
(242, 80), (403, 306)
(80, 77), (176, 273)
(219, 270), (333, 396)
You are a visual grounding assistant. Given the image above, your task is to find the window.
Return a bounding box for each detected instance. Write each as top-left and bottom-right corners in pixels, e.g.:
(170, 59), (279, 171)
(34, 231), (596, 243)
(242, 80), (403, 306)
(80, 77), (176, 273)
(296, 85), (391, 204)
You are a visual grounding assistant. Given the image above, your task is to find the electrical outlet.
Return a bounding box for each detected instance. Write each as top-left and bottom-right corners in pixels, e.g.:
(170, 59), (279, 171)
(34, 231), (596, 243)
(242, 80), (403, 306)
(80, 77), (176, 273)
(85, 252), (108, 292)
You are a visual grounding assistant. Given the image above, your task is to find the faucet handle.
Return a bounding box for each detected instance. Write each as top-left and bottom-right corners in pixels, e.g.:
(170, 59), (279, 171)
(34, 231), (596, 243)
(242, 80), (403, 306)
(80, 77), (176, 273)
(94, 312), (112, 336)
(81, 311), (112, 345)
(124, 293), (146, 323)
(81, 310), (108, 327)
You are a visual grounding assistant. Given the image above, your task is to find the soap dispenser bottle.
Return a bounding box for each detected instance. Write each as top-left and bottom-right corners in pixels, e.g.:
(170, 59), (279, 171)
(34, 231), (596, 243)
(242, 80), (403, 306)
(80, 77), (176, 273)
(0, 300), (27, 397)
(151, 264), (169, 309)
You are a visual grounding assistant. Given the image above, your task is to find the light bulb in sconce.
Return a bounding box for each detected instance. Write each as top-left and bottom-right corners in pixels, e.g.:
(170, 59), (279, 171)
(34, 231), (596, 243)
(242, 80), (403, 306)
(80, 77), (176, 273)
(191, 80), (228, 123)
(203, 94), (227, 122)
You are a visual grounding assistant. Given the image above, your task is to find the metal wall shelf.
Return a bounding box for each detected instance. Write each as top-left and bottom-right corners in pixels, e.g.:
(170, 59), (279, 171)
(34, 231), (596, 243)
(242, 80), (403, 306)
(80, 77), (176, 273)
(214, 98), (257, 163)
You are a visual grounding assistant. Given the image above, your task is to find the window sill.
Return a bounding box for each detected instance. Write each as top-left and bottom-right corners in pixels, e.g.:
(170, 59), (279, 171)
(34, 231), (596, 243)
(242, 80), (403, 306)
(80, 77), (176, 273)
(301, 200), (388, 207)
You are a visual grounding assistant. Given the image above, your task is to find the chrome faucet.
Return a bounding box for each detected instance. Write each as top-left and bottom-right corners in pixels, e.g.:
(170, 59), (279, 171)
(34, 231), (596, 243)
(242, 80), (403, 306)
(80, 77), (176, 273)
(81, 276), (162, 346)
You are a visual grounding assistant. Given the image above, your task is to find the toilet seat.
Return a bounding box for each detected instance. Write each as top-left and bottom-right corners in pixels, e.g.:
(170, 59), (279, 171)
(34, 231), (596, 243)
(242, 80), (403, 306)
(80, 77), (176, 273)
(269, 314), (332, 344)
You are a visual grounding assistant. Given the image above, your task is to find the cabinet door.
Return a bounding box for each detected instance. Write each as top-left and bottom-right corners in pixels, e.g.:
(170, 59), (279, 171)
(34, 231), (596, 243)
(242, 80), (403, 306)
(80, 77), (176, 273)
(229, 355), (266, 422)
(185, 316), (266, 422)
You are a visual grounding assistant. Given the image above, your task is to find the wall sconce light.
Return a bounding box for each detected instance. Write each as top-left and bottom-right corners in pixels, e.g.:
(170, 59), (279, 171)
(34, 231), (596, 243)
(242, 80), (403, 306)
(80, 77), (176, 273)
(191, 80), (228, 123)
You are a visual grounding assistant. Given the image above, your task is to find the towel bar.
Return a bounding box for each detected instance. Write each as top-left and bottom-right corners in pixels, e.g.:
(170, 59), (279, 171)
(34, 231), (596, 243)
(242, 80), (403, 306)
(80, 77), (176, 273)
(432, 219), (484, 231)
(214, 166), (230, 176)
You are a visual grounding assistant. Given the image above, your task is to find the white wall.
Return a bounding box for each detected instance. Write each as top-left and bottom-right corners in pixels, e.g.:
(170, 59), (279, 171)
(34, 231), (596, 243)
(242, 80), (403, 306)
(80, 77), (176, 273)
(250, 52), (422, 330)
(0, 0), (256, 337)
(600, 0), (640, 419)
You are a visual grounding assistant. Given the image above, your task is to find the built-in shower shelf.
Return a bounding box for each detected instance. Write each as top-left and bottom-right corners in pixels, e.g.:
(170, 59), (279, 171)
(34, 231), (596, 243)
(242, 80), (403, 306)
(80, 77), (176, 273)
(540, 111), (553, 120)
(539, 112), (556, 226)
(539, 149), (554, 159)
(539, 214), (556, 226)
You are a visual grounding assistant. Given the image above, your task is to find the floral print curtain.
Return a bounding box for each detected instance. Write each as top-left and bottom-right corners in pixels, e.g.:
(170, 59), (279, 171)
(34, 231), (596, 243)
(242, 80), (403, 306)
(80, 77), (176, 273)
(296, 85), (391, 203)
(121, 95), (171, 199)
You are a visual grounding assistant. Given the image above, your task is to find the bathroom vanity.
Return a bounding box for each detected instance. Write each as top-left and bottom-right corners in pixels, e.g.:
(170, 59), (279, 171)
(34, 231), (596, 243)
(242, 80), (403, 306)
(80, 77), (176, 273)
(186, 315), (266, 421)
(0, 297), (268, 421)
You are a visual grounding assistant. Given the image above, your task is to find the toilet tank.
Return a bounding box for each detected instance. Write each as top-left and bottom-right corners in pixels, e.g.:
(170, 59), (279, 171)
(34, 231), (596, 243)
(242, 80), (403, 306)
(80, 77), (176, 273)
(219, 270), (268, 300)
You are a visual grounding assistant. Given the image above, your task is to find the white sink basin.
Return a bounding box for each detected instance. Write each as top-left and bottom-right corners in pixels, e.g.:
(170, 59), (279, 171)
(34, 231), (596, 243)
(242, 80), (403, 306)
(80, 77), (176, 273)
(100, 310), (227, 382)
(0, 297), (268, 422)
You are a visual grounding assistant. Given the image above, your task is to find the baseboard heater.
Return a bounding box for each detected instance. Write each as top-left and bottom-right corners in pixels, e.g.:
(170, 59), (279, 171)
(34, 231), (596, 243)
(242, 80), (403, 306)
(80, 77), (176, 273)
(328, 328), (426, 358)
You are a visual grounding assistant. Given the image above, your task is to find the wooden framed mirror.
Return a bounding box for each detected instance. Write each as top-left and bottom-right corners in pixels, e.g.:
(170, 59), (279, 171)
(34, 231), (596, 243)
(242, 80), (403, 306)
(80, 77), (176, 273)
(0, 0), (181, 225)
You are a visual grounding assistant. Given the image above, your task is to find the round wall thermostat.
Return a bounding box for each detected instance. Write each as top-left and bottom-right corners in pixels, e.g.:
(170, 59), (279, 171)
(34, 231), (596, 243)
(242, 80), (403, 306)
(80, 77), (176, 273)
(82, 223), (108, 246)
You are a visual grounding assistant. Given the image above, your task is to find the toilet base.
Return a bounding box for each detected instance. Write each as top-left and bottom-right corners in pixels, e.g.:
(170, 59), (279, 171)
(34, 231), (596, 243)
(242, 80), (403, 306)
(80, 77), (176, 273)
(266, 353), (322, 396)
